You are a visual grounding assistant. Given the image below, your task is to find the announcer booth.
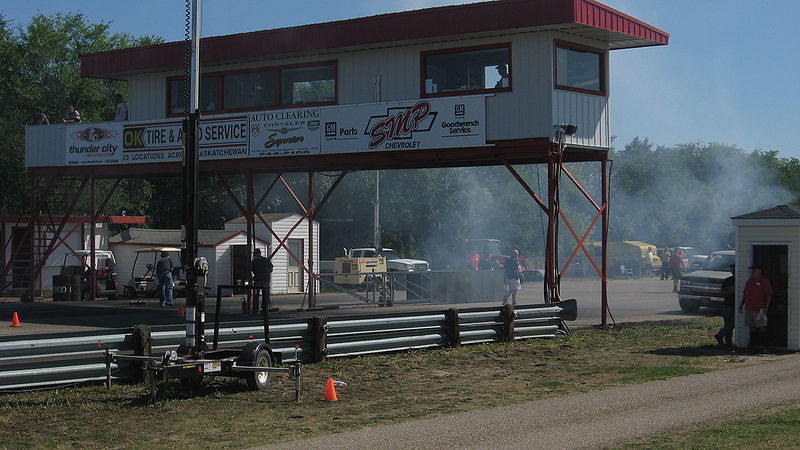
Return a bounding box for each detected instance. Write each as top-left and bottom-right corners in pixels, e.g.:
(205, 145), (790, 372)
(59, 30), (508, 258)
(18, 0), (668, 320)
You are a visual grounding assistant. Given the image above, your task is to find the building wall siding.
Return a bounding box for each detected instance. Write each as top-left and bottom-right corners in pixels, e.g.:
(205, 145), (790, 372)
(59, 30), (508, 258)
(735, 225), (800, 350)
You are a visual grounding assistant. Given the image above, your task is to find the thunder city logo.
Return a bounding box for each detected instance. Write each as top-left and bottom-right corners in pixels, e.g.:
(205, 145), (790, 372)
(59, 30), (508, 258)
(365, 101), (436, 149)
(71, 127), (117, 142)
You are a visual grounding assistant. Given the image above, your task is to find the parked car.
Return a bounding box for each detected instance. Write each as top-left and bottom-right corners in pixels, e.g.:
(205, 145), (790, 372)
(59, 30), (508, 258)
(677, 250), (735, 313)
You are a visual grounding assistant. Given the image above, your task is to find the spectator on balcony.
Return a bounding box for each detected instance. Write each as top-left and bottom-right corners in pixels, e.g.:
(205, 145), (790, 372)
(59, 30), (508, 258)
(114, 94), (128, 121)
(62, 105), (81, 123)
(29, 107), (50, 126)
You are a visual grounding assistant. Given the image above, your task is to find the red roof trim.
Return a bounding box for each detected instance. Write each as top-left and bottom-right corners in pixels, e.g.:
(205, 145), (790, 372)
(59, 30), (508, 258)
(0, 215), (150, 224)
(576, 0), (669, 45)
(81, 0), (667, 78)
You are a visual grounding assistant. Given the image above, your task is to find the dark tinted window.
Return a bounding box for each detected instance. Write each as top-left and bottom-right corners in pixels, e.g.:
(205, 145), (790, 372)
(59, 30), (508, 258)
(424, 47), (510, 95)
(556, 45), (603, 93)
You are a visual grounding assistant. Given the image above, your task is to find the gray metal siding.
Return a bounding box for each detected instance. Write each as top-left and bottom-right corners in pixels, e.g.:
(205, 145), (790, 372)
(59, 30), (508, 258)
(120, 33), (584, 144)
(25, 125), (66, 167)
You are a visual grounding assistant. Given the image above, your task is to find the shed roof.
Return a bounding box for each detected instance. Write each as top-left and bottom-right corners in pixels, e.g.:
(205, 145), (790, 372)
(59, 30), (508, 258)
(81, 0), (668, 79)
(226, 213), (299, 224)
(732, 205), (800, 220)
(109, 228), (269, 247)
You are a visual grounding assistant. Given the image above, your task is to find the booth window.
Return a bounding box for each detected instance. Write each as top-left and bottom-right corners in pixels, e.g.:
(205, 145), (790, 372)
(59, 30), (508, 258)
(223, 70), (275, 109)
(281, 65), (336, 105)
(554, 41), (605, 95)
(422, 45), (510, 96)
(168, 76), (220, 114)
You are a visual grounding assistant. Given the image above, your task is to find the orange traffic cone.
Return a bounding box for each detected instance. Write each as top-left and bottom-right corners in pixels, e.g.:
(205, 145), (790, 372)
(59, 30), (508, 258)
(177, 303), (185, 318)
(10, 312), (21, 327)
(324, 377), (338, 401)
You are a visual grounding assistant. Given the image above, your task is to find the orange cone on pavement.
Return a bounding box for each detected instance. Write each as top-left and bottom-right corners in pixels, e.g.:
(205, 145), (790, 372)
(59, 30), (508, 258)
(177, 303), (185, 318)
(324, 377), (338, 401)
(10, 312), (21, 327)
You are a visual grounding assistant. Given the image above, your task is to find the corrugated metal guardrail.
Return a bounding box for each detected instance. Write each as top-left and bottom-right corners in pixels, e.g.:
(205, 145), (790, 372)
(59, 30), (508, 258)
(0, 300), (575, 391)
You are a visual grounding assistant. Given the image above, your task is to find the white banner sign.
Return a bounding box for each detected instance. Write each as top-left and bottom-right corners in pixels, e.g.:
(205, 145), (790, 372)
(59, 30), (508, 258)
(248, 108), (322, 157)
(321, 97), (485, 153)
(65, 124), (123, 165)
(59, 97), (486, 166)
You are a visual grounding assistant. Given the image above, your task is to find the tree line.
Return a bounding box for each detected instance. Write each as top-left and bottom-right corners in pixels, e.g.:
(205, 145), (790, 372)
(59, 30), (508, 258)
(1, 13), (797, 267)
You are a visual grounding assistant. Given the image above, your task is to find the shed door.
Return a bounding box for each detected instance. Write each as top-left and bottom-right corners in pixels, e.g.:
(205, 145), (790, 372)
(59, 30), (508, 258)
(752, 245), (788, 347)
(230, 245), (249, 284)
(287, 239), (303, 293)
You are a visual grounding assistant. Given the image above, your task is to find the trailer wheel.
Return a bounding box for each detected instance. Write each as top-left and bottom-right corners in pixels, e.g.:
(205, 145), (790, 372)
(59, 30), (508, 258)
(246, 348), (272, 391)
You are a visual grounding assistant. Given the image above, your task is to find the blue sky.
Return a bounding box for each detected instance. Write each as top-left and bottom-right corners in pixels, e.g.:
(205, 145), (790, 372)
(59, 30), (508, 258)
(2, 0), (798, 157)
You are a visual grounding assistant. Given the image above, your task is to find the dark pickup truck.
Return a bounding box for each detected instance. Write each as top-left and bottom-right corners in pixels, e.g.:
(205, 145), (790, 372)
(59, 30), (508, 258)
(677, 250), (735, 313)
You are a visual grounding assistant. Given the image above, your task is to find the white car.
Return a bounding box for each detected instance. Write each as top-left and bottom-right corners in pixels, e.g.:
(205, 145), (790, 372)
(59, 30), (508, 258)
(349, 248), (430, 272)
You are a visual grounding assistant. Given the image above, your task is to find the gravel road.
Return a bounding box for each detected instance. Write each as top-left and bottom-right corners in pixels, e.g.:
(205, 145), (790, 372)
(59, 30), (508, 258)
(265, 355), (800, 449)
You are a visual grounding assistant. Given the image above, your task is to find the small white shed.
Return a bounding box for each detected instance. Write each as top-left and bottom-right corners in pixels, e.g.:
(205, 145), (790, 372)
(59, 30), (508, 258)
(224, 213), (319, 294)
(109, 228), (269, 293)
(732, 205), (799, 350)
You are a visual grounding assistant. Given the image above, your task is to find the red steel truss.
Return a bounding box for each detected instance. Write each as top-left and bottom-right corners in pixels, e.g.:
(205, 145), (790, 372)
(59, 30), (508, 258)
(11, 141), (611, 325)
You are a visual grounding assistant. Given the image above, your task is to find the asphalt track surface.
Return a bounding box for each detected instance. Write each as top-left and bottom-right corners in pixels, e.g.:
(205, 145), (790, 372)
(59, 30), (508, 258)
(266, 355), (800, 449)
(1, 277), (702, 336)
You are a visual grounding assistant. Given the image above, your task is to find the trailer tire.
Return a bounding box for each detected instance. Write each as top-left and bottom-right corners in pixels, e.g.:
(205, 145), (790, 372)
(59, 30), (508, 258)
(245, 348), (272, 391)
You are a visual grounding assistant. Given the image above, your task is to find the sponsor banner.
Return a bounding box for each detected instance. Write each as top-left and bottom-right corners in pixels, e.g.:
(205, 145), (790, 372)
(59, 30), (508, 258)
(121, 120), (183, 164)
(60, 98), (486, 166)
(321, 96), (485, 153)
(248, 107), (322, 157)
(65, 124), (123, 165)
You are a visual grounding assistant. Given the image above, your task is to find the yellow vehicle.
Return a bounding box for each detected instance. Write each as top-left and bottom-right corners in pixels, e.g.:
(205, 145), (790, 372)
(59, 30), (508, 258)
(590, 241), (660, 277)
(334, 255), (387, 285)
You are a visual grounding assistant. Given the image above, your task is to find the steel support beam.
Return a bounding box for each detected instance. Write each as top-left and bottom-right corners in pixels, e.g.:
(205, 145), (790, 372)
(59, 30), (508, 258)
(601, 159), (610, 327)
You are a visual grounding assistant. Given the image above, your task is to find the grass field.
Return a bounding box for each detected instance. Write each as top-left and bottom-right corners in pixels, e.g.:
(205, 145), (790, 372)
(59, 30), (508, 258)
(621, 402), (800, 449)
(0, 317), (784, 449)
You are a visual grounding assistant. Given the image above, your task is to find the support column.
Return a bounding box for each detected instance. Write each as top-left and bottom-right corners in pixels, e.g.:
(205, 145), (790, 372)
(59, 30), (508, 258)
(90, 173), (97, 302)
(26, 176), (38, 303)
(601, 158), (609, 327)
(246, 171), (254, 313)
(308, 172), (316, 309)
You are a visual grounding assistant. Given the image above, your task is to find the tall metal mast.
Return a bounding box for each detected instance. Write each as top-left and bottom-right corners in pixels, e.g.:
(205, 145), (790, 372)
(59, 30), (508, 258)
(183, 0), (203, 354)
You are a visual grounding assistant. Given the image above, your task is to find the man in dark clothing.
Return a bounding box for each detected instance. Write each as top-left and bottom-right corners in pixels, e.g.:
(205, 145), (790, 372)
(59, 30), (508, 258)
(670, 250), (684, 292)
(501, 249), (522, 306)
(251, 248), (275, 314)
(156, 251), (174, 307)
(714, 264), (736, 346)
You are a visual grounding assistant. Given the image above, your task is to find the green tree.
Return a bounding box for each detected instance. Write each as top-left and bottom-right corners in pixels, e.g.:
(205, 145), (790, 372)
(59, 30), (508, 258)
(0, 12), (161, 215)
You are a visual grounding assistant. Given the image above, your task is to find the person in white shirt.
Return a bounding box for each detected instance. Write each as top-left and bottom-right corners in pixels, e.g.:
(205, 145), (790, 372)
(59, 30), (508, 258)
(114, 94), (128, 121)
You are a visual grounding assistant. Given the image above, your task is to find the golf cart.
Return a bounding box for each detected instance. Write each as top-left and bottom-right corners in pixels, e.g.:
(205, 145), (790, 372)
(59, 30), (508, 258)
(52, 250), (119, 301)
(124, 247), (186, 299)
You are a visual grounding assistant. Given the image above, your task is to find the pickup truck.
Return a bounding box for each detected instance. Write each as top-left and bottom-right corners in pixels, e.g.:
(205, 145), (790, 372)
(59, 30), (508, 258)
(349, 248), (430, 272)
(677, 250), (735, 313)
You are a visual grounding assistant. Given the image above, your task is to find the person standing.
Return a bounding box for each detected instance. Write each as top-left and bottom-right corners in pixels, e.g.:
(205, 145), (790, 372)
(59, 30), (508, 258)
(644, 248), (654, 278)
(29, 107), (49, 125)
(156, 251), (175, 307)
(739, 265), (773, 348)
(660, 249), (671, 280)
(62, 105), (81, 123)
(714, 264), (736, 346)
(114, 94), (128, 121)
(251, 248), (275, 315)
(669, 250), (684, 292)
(501, 249), (522, 306)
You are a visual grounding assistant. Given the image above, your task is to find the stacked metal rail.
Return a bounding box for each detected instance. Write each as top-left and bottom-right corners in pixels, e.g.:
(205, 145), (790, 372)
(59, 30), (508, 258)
(0, 300), (575, 391)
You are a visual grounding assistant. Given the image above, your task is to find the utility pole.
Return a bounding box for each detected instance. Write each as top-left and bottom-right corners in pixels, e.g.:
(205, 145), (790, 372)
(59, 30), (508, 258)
(374, 170), (381, 253)
(182, 0), (203, 355)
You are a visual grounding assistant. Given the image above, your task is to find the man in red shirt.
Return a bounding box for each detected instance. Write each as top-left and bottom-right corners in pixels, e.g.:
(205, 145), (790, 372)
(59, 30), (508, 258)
(669, 250), (684, 293)
(739, 265), (773, 347)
